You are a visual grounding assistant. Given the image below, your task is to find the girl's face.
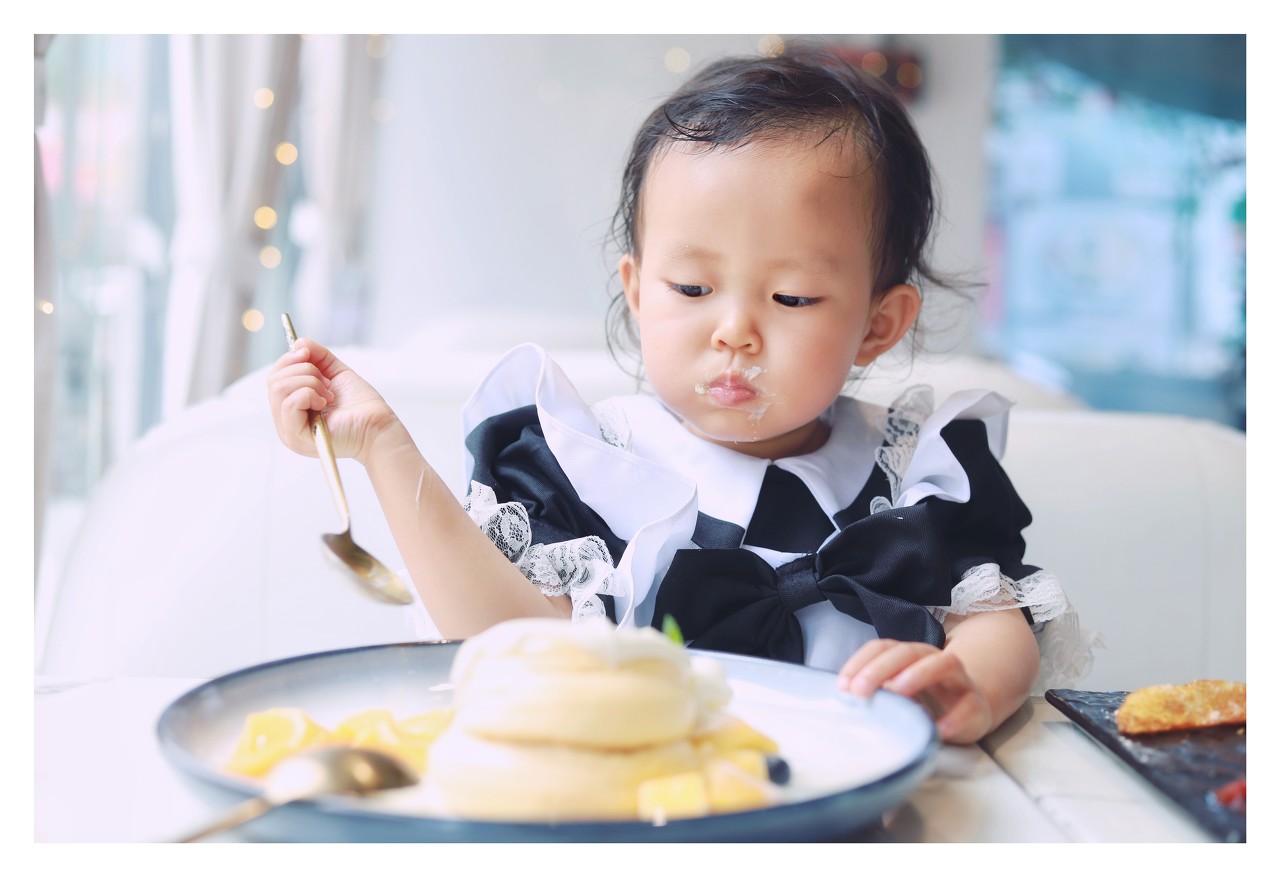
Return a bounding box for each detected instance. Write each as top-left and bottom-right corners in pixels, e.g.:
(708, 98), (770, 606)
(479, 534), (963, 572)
(619, 134), (920, 460)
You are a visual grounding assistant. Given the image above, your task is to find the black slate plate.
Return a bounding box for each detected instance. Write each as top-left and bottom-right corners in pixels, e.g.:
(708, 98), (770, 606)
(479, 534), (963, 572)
(1044, 689), (1245, 842)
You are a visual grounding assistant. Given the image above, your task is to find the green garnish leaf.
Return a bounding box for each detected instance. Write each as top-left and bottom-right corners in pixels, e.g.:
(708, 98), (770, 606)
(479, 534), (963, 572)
(661, 614), (685, 646)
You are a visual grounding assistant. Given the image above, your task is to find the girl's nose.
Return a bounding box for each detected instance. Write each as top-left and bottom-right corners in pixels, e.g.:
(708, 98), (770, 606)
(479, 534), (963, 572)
(711, 302), (761, 353)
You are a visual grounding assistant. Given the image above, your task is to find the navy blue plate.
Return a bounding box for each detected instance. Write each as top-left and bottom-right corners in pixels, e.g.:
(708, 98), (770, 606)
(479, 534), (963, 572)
(157, 641), (937, 842)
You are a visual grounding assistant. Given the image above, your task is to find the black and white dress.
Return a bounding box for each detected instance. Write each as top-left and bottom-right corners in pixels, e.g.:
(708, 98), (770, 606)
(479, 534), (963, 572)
(451, 344), (1091, 691)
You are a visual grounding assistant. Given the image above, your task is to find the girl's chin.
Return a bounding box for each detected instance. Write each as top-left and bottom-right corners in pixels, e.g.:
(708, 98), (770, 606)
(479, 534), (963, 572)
(679, 412), (772, 443)
(680, 417), (798, 458)
(679, 413), (827, 459)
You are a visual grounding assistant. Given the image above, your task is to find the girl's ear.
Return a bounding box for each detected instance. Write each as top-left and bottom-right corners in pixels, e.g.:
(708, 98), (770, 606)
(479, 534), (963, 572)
(855, 284), (921, 366)
(619, 253), (641, 316)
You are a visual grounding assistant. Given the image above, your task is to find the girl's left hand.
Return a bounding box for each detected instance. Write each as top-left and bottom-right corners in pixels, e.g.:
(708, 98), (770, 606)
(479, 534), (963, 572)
(836, 639), (994, 744)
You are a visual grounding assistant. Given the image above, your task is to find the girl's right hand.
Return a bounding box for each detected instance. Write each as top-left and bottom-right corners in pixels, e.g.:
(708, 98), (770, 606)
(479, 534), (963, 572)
(266, 338), (400, 464)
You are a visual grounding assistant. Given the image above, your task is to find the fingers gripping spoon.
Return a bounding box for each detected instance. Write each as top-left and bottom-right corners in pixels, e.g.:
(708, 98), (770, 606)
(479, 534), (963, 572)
(282, 314), (414, 605)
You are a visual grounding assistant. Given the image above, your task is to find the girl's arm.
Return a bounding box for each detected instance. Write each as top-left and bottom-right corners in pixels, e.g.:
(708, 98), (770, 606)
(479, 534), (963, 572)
(836, 607), (1039, 744)
(267, 338), (570, 636)
(357, 419), (572, 635)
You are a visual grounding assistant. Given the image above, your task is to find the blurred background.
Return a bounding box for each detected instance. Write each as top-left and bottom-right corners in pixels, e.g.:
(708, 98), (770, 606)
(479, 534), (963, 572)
(33, 34), (1247, 601)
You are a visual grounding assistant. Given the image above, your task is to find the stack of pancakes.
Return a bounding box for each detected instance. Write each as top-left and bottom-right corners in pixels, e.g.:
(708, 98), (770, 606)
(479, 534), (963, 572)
(428, 617), (742, 821)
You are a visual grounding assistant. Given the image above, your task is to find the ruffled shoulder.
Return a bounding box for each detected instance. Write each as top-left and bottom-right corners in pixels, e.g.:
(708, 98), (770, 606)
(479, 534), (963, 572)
(461, 344), (699, 625)
(871, 385), (1014, 511)
(462, 345), (693, 536)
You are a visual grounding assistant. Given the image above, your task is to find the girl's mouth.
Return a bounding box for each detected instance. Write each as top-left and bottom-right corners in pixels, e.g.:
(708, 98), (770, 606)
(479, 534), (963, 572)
(695, 366), (766, 408)
(702, 380), (756, 406)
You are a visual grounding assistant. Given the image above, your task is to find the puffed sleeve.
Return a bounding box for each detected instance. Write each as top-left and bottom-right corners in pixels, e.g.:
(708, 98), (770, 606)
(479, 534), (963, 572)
(463, 405), (627, 621)
(874, 386), (1096, 690)
(465, 405), (626, 555)
(935, 418), (1041, 588)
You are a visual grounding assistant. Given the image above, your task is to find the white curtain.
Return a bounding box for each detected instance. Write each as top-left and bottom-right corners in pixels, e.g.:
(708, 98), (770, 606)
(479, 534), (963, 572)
(290, 35), (381, 343)
(162, 35), (301, 417)
(34, 34), (55, 580)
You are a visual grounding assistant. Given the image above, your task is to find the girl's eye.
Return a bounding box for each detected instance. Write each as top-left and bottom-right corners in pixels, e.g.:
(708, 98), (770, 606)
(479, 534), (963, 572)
(773, 294), (818, 308)
(671, 284), (712, 298)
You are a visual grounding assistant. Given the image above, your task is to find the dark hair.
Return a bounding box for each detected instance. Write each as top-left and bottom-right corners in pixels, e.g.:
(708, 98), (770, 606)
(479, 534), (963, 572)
(605, 43), (948, 373)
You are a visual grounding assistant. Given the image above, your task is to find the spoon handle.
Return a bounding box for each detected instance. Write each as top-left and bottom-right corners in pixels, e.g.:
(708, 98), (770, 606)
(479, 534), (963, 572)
(282, 314), (352, 533)
(175, 795), (274, 842)
(310, 414), (352, 532)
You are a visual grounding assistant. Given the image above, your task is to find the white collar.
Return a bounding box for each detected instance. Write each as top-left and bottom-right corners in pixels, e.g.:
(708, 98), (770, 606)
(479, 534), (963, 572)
(612, 394), (885, 530)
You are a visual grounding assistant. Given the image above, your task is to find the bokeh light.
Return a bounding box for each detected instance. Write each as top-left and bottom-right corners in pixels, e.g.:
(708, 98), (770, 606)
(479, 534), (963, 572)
(897, 62), (924, 90)
(242, 308), (266, 331)
(758, 35), (785, 57)
(860, 51), (888, 77)
(371, 97), (394, 123)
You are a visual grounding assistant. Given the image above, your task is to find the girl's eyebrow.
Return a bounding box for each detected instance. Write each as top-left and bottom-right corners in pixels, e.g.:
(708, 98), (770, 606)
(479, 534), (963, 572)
(663, 244), (721, 263)
(663, 244), (840, 276)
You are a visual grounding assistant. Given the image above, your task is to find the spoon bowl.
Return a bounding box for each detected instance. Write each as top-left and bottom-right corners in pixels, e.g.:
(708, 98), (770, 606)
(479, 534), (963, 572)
(321, 531), (414, 603)
(282, 313), (414, 605)
(176, 746), (419, 842)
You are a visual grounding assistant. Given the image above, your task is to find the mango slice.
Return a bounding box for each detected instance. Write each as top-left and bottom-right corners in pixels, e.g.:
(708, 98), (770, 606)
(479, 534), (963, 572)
(223, 707), (335, 777)
(637, 770), (711, 822)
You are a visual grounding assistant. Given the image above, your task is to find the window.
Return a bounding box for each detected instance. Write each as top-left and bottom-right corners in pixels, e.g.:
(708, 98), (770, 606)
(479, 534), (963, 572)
(37, 35), (307, 505)
(985, 35), (1245, 429)
(39, 35), (174, 498)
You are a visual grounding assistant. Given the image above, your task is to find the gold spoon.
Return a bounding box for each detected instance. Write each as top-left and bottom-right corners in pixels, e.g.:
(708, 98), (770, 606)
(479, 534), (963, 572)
(282, 314), (414, 604)
(177, 746), (419, 842)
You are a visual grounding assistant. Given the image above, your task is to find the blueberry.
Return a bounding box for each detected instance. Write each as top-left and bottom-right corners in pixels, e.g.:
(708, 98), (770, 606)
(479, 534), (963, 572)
(766, 754), (791, 785)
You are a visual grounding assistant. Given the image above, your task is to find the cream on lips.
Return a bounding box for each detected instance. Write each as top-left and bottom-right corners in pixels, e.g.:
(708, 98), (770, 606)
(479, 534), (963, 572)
(694, 366), (771, 421)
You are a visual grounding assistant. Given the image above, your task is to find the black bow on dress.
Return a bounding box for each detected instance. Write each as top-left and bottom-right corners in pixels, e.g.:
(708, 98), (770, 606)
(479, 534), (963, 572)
(651, 501), (954, 664)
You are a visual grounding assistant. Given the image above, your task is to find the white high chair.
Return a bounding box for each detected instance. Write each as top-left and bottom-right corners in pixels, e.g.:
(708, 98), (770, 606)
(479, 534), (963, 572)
(38, 322), (1246, 692)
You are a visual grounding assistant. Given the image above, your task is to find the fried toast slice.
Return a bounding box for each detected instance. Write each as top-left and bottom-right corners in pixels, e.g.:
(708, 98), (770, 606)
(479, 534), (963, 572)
(1115, 679), (1246, 735)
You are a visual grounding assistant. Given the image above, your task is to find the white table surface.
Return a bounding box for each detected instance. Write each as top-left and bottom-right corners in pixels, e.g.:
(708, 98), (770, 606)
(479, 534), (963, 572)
(34, 675), (1218, 843)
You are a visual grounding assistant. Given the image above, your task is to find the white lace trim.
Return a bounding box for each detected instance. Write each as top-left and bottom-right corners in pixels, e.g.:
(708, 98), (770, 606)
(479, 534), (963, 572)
(1031, 608), (1105, 695)
(932, 563), (1066, 623)
(590, 398), (633, 450)
(462, 481), (623, 621)
(926, 562), (1100, 692)
(870, 384), (933, 513)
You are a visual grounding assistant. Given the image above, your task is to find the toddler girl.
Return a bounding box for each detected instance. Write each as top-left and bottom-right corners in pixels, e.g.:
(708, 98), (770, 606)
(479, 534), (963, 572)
(268, 45), (1085, 744)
